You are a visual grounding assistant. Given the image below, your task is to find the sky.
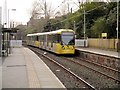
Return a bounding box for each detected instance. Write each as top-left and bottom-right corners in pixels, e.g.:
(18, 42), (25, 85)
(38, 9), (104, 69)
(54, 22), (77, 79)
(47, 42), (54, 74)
(0, 0), (80, 25)
(0, 0), (35, 25)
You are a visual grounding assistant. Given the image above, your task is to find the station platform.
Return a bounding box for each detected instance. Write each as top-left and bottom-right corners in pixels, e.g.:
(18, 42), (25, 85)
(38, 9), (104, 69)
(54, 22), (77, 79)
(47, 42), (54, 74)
(75, 47), (120, 59)
(0, 57), (2, 89)
(2, 47), (65, 88)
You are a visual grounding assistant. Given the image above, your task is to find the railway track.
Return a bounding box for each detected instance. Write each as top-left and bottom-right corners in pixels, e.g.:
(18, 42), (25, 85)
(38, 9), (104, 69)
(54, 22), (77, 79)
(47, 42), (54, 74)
(28, 46), (119, 89)
(55, 57), (119, 88)
(65, 57), (120, 82)
(29, 46), (96, 89)
(75, 57), (120, 80)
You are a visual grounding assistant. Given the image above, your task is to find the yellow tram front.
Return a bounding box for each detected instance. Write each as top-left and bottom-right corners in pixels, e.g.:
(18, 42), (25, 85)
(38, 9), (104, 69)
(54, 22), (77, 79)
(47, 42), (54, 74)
(54, 29), (75, 54)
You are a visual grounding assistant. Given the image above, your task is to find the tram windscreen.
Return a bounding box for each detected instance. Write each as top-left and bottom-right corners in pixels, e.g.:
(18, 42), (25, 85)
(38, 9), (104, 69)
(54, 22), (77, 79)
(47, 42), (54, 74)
(61, 32), (75, 45)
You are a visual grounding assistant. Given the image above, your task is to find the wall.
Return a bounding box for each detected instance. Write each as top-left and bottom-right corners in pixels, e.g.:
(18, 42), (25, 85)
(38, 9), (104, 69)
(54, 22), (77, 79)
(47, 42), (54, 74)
(76, 50), (120, 69)
(0, 24), (2, 57)
(88, 38), (119, 50)
(0, 7), (1, 24)
(10, 40), (22, 48)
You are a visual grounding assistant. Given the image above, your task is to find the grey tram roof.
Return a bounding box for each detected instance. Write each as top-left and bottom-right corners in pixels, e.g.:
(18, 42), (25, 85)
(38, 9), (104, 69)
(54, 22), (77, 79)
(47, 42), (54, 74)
(27, 29), (74, 37)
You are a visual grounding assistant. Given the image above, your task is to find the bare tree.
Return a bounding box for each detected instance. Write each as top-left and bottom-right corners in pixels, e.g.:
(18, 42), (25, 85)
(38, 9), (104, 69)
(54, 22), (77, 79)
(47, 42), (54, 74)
(30, 0), (43, 19)
(30, 0), (53, 19)
(27, 0), (54, 33)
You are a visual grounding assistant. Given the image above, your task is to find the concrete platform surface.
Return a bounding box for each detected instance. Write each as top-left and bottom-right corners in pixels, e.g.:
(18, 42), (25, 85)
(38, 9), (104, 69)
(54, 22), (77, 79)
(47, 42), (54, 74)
(2, 47), (65, 88)
(76, 47), (119, 58)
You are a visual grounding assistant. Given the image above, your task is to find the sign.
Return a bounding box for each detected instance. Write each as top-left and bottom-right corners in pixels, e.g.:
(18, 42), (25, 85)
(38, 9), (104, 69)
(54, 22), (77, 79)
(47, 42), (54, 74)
(102, 33), (107, 38)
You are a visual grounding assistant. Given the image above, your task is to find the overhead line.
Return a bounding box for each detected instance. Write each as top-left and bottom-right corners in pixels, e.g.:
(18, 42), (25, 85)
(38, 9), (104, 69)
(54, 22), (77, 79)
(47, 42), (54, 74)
(51, 0), (65, 13)
(50, 3), (107, 26)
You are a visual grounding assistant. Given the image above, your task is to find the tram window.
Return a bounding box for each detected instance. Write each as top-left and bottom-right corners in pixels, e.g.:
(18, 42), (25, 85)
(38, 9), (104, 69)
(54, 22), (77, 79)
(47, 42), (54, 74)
(31, 36), (34, 41)
(43, 35), (46, 42)
(41, 35), (44, 42)
(52, 35), (55, 43)
(52, 35), (57, 43)
(46, 34), (61, 43)
(56, 34), (61, 43)
(31, 36), (33, 41)
(30, 37), (31, 41)
(39, 36), (41, 42)
(33, 36), (36, 41)
(36, 36), (39, 41)
(39, 36), (43, 42)
(29, 37), (30, 40)
(48, 34), (61, 43)
(47, 35), (51, 42)
(49, 35), (53, 43)
(32, 36), (34, 41)
(44, 35), (46, 42)
(61, 32), (75, 45)
(28, 37), (30, 40)
(51, 42), (53, 47)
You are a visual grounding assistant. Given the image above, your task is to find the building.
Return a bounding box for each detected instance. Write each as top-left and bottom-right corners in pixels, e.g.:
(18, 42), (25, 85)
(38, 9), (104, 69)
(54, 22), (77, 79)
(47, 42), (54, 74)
(0, 7), (1, 24)
(0, 7), (2, 57)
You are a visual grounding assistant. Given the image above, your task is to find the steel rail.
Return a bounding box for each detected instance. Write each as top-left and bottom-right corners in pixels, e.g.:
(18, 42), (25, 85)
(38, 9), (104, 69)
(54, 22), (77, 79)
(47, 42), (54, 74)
(77, 57), (120, 73)
(64, 57), (120, 83)
(29, 47), (96, 90)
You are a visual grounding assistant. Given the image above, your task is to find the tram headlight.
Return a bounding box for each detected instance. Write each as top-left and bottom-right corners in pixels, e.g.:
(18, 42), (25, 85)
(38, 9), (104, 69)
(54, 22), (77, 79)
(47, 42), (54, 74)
(61, 46), (65, 49)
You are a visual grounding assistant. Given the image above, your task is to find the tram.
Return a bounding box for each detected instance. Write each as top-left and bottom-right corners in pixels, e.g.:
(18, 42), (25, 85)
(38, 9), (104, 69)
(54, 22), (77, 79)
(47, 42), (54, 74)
(27, 29), (75, 54)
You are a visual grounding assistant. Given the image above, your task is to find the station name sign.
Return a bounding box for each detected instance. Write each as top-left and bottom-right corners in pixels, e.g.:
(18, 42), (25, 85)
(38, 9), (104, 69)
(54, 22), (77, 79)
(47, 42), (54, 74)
(102, 33), (107, 38)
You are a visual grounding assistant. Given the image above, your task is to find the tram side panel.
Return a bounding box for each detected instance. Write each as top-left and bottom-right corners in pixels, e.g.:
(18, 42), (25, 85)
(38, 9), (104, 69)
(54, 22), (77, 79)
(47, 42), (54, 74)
(47, 34), (61, 54)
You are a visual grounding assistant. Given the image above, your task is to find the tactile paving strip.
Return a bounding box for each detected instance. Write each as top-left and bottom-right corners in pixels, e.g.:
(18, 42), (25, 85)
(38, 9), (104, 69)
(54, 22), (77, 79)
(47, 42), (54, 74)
(23, 48), (41, 88)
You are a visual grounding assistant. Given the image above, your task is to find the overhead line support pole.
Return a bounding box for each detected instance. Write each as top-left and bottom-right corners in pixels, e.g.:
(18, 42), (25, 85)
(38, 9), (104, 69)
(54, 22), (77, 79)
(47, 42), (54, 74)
(84, 10), (86, 47)
(116, 0), (119, 52)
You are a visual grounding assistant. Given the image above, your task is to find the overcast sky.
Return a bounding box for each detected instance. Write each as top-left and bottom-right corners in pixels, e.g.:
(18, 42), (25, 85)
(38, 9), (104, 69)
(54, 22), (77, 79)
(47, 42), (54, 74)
(0, 0), (116, 25)
(0, 0), (81, 25)
(0, 0), (37, 25)
(0, 0), (82, 25)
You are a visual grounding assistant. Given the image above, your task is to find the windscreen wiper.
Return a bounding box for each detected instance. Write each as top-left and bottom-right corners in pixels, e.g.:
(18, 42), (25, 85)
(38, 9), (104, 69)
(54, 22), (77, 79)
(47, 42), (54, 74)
(61, 41), (69, 47)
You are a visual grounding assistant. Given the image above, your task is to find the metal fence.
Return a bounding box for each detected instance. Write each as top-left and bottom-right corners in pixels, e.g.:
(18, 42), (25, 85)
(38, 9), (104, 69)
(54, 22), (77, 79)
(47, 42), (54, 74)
(75, 38), (119, 51)
(75, 39), (88, 47)
(88, 38), (119, 50)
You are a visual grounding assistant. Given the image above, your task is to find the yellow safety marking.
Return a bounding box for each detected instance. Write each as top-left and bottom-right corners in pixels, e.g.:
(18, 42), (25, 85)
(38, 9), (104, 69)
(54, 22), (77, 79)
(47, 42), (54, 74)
(22, 48), (41, 88)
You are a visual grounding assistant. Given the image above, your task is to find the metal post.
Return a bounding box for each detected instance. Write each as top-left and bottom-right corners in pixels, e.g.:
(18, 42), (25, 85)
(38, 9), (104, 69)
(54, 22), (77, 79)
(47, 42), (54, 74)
(74, 21), (77, 38)
(0, 41), (1, 57)
(8, 9), (9, 28)
(68, 3), (69, 13)
(64, 0), (66, 15)
(6, 32), (8, 56)
(8, 9), (16, 28)
(71, 8), (72, 13)
(4, 0), (7, 28)
(2, 32), (4, 56)
(44, 0), (47, 19)
(74, 21), (76, 33)
(116, 0), (119, 52)
(84, 10), (86, 47)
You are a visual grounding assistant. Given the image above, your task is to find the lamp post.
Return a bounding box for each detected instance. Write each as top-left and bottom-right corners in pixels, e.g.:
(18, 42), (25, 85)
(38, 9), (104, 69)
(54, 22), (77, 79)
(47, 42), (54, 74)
(84, 10), (86, 47)
(8, 9), (16, 28)
(7, 9), (16, 54)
